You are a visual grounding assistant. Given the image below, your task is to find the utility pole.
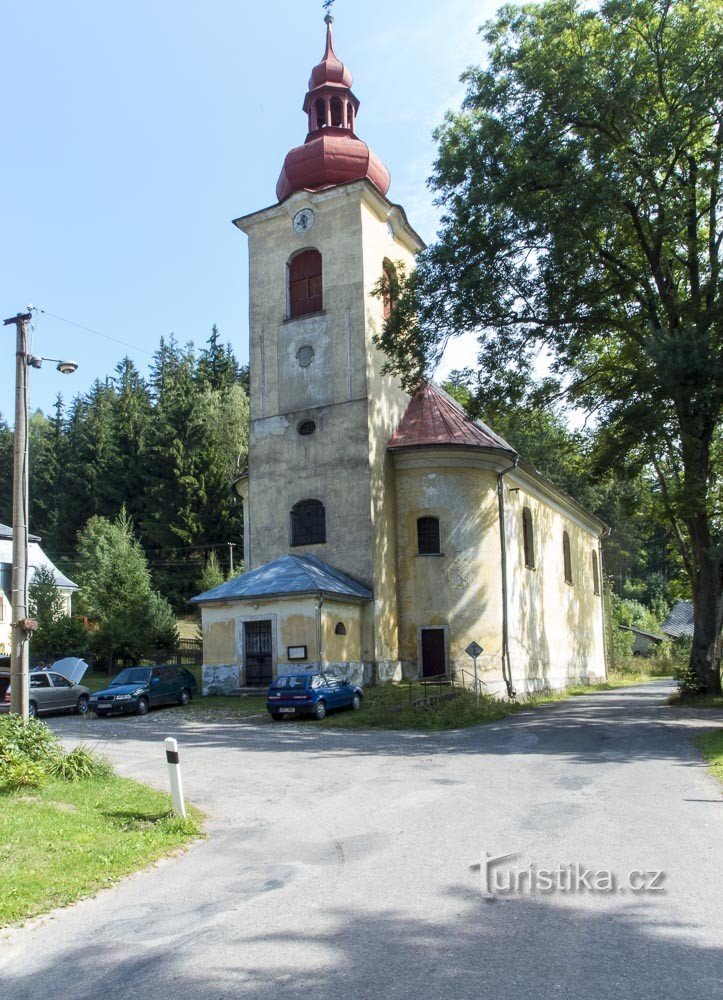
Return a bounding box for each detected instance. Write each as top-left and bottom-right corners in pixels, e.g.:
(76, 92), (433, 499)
(4, 312), (33, 720)
(228, 542), (237, 576)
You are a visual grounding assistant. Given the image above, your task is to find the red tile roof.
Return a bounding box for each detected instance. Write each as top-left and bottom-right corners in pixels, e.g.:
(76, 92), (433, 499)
(387, 382), (516, 454)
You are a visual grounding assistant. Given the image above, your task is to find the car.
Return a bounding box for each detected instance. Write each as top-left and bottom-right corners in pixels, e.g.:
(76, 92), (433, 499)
(266, 670), (363, 721)
(0, 668), (91, 718)
(90, 665), (198, 717)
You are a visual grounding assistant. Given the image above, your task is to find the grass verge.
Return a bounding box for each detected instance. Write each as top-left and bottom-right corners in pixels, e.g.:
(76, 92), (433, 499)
(0, 773), (203, 927)
(668, 692), (723, 710)
(694, 729), (723, 784)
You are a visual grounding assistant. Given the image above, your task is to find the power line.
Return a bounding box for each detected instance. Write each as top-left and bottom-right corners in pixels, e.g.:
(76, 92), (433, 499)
(34, 307), (155, 358)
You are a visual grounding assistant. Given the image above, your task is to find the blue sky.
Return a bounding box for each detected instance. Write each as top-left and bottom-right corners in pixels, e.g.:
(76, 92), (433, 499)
(1, 0), (502, 420)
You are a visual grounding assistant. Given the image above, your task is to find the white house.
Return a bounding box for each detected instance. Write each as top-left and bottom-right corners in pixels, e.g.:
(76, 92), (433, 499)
(0, 523), (78, 656)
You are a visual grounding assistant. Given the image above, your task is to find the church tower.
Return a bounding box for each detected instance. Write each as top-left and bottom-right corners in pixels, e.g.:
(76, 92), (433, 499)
(233, 15), (424, 674)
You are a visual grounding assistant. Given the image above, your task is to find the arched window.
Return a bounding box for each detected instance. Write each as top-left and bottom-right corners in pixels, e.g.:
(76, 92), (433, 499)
(522, 507), (535, 568)
(382, 259), (397, 320)
(314, 98), (326, 130)
(334, 622), (347, 636)
(563, 530), (573, 585)
(417, 516), (441, 555)
(330, 96), (344, 127)
(347, 102), (354, 130)
(592, 549), (601, 595)
(291, 499), (326, 546)
(289, 249), (323, 318)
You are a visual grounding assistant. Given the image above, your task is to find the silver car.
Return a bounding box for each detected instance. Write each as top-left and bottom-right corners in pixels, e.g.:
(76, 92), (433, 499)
(0, 669), (91, 717)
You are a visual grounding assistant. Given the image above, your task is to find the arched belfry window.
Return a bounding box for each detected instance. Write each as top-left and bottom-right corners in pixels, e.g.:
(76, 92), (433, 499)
(330, 96), (344, 127)
(522, 507), (535, 569)
(563, 530), (573, 585)
(291, 499), (326, 546)
(417, 516), (441, 555)
(314, 98), (326, 130)
(289, 249), (323, 318)
(592, 549), (601, 595)
(382, 259), (397, 320)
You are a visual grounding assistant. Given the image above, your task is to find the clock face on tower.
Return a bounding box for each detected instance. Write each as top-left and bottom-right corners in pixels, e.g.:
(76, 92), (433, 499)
(293, 208), (315, 233)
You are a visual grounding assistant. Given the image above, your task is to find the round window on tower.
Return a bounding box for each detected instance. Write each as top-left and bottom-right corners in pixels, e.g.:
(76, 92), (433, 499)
(296, 345), (315, 368)
(298, 420), (316, 437)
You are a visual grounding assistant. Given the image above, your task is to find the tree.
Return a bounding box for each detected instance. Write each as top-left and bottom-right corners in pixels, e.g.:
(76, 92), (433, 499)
(377, 0), (723, 693)
(199, 550), (225, 594)
(75, 508), (178, 666)
(28, 565), (89, 662)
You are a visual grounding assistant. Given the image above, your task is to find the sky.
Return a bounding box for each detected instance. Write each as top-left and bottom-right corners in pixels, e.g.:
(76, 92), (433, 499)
(0, 0), (504, 421)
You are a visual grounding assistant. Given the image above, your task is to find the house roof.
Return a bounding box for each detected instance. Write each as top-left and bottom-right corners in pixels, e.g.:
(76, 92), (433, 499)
(0, 527), (77, 592)
(661, 600), (694, 639)
(387, 382), (515, 454)
(619, 625), (665, 642)
(0, 522), (40, 543)
(190, 553), (373, 605)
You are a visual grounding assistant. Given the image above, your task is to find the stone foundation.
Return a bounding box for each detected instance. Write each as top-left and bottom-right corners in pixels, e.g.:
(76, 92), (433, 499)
(202, 664), (241, 696)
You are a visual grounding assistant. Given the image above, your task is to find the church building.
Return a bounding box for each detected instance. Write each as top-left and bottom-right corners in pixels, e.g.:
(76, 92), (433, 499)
(192, 16), (608, 696)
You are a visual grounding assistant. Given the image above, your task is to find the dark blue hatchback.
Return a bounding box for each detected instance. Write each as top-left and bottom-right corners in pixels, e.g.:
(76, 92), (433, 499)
(266, 671), (363, 721)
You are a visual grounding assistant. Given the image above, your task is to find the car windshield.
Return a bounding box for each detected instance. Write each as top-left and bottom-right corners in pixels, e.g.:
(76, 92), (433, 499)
(271, 675), (310, 690)
(111, 668), (151, 686)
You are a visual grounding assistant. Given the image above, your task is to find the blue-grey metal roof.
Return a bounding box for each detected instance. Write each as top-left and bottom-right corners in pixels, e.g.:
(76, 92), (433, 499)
(661, 600), (694, 639)
(0, 522), (41, 542)
(190, 553), (373, 605)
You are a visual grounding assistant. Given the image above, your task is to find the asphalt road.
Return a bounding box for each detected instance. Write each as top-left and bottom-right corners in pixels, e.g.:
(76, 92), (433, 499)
(1, 682), (721, 999)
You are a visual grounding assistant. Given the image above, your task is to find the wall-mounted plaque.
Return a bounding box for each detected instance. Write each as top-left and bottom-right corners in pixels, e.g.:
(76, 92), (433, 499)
(287, 645), (308, 661)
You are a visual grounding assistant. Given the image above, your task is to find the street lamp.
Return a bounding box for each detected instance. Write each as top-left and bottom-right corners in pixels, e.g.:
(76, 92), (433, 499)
(2, 309), (77, 720)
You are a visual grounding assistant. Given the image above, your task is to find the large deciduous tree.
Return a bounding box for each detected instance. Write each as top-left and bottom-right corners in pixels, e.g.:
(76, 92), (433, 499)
(377, 0), (723, 693)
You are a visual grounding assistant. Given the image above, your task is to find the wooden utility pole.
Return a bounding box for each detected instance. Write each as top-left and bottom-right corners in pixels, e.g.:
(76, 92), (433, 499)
(4, 312), (33, 720)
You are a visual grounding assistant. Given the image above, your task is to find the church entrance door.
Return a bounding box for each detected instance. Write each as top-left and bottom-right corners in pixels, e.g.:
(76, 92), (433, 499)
(420, 628), (446, 678)
(244, 620), (273, 686)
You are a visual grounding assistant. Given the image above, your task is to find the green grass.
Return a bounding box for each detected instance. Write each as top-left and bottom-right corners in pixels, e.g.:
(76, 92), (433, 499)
(308, 684), (567, 731)
(669, 691), (723, 709)
(0, 773), (203, 927)
(567, 668), (672, 695)
(694, 729), (723, 784)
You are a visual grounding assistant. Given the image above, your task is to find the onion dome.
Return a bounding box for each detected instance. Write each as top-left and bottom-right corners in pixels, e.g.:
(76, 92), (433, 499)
(276, 15), (391, 202)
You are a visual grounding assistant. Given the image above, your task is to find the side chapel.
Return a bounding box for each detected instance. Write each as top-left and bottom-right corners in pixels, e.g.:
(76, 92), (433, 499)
(192, 16), (608, 695)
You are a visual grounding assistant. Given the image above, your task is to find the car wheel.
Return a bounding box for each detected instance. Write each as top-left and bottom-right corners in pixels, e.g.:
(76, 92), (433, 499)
(351, 693), (362, 711)
(28, 700), (38, 718)
(178, 688), (191, 706)
(313, 700), (327, 720)
(136, 697), (149, 716)
(75, 695), (90, 715)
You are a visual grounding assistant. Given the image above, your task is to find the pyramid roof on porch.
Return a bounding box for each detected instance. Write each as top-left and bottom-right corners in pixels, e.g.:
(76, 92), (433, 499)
(190, 553), (372, 605)
(388, 382), (516, 454)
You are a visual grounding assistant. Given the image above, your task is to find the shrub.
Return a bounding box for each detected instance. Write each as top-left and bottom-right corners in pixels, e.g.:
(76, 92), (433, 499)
(674, 663), (708, 697)
(0, 715), (61, 764)
(47, 745), (112, 782)
(0, 750), (48, 791)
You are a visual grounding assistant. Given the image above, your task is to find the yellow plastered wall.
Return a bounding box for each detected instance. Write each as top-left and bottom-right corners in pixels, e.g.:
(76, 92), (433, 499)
(322, 600), (364, 664)
(504, 475), (606, 685)
(394, 456), (504, 681)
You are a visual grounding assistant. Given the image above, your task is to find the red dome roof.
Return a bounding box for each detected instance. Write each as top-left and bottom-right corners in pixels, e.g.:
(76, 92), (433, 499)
(277, 131), (390, 202)
(276, 16), (391, 202)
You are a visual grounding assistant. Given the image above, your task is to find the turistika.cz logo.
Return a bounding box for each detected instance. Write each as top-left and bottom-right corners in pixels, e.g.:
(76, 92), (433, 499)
(469, 852), (666, 899)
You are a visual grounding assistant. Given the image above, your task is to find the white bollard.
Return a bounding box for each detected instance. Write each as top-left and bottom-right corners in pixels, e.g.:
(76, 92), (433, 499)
(164, 737), (187, 818)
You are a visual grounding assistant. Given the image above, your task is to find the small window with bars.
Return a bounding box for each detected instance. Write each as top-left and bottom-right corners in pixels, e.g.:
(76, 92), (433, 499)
(417, 516), (441, 555)
(291, 499), (326, 546)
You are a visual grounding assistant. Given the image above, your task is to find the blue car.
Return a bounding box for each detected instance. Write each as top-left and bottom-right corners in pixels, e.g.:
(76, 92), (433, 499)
(90, 665), (198, 717)
(266, 671), (363, 721)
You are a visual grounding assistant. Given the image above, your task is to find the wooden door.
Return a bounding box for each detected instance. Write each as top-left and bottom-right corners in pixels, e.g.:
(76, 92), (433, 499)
(244, 620), (273, 686)
(420, 628), (446, 678)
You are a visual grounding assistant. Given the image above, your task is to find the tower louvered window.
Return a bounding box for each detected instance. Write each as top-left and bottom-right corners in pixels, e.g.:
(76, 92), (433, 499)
(289, 250), (323, 318)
